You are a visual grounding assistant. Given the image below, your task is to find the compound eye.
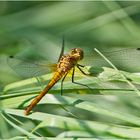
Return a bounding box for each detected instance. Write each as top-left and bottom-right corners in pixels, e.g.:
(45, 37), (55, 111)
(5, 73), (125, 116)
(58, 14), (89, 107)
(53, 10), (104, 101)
(71, 48), (77, 54)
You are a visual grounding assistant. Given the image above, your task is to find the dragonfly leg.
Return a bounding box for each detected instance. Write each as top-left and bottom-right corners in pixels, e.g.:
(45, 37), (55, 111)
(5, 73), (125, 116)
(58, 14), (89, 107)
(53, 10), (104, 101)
(61, 73), (68, 95)
(77, 64), (85, 67)
(77, 64), (90, 75)
(72, 67), (91, 90)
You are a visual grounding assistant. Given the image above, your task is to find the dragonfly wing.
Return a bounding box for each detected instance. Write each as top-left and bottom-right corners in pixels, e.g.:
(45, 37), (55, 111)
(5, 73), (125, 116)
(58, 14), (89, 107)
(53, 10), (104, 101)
(7, 56), (56, 78)
(58, 36), (65, 62)
(80, 47), (140, 72)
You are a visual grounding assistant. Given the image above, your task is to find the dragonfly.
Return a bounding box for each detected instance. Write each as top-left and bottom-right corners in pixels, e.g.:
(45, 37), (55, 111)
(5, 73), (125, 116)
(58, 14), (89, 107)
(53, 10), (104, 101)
(8, 38), (90, 115)
(8, 39), (140, 115)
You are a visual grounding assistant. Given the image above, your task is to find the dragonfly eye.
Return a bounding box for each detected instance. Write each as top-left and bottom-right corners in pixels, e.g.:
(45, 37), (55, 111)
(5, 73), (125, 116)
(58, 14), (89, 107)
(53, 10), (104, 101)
(70, 48), (84, 60)
(70, 48), (77, 54)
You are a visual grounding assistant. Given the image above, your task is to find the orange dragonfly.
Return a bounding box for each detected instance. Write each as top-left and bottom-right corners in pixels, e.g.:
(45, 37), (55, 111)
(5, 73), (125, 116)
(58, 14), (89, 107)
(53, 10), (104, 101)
(8, 38), (89, 115)
(8, 38), (140, 115)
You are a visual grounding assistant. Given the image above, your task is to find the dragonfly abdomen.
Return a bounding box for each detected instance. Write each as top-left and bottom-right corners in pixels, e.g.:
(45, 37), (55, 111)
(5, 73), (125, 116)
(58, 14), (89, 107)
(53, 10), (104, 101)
(47, 71), (65, 90)
(24, 71), (65, 115)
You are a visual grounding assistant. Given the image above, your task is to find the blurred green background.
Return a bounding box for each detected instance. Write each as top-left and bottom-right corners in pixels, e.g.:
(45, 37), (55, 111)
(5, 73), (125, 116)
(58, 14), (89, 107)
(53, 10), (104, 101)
(0, 1), (140, 139)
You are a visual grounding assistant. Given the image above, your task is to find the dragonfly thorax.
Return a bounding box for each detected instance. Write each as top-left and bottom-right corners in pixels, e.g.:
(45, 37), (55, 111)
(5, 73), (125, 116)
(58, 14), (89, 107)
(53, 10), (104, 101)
(57, 48), (84, 73)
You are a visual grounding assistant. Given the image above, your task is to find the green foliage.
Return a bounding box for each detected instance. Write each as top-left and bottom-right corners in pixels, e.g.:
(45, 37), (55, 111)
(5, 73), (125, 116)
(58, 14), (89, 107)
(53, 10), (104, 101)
(1, 67), (140, 138)
(0, 1), (140, 139)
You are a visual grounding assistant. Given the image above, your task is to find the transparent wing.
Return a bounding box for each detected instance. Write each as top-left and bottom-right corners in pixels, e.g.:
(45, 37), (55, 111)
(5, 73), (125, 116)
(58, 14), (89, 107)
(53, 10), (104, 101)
(7, 56), (57, 78)
(80, 47), (140, 72)
(58, 35), (65, 62)
(8, 47), (140, 79)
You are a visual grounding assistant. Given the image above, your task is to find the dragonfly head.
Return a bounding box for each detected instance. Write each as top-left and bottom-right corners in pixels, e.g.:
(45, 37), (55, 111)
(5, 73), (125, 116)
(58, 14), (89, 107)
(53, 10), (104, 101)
(69, 48), (84, 61)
